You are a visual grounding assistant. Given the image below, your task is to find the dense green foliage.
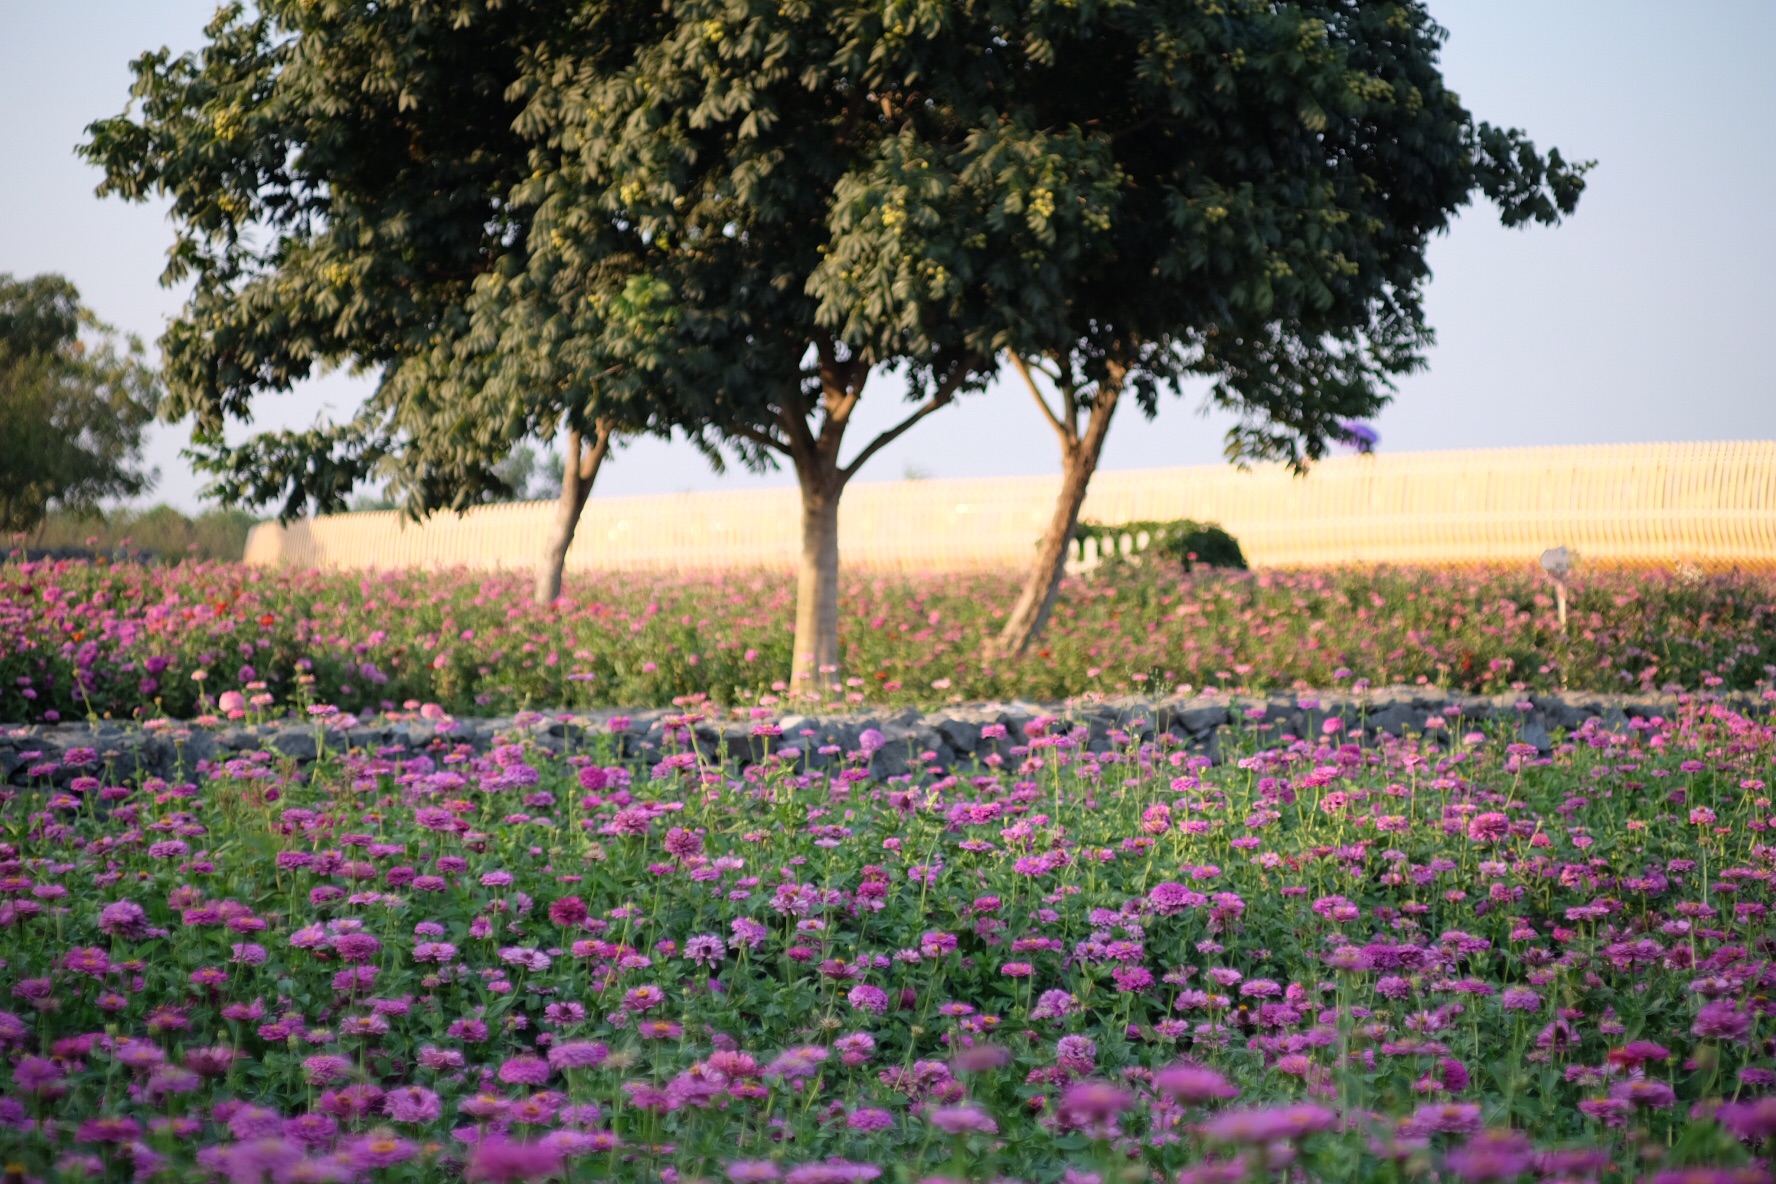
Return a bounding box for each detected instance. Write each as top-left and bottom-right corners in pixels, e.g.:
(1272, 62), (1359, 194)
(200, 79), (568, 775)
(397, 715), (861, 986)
(1076, 522), (1249, 573)
(0, 273), (160, 532)
(17, 505), (257, 563)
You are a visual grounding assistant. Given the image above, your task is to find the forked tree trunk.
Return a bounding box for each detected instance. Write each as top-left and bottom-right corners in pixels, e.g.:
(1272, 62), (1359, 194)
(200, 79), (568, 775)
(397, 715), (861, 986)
(791, 483), (842, 687)
(994, 363), (1124, 658)
(774, 344), (968, 694)
(533, 418), (614, 606)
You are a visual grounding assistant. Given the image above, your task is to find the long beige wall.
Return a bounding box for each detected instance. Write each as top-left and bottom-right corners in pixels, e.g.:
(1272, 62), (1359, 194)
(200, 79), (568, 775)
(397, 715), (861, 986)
(242, 440), (1776, 573)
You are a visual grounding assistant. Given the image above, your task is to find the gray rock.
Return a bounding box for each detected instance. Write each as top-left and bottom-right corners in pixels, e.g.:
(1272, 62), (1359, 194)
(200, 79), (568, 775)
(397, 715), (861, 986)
(1175, 705), (1229, 734)
(1362, 703), (1417, 738)
(268, 729), (319, 760)
(1519, 721), (1553, 754)
(934, 717), (981, 755)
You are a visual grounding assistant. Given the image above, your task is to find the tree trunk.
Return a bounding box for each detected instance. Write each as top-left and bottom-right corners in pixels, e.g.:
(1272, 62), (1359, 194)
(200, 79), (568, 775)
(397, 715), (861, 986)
(994, 374), (1122, 658)
(775, 347), (966, 693)
(532, 418), (613, 606)
(790, 479), (842, 691)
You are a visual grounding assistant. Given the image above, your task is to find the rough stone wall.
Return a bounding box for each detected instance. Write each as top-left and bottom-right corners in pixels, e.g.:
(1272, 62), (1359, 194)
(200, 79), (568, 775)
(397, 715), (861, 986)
(5, 688), (1763, 787)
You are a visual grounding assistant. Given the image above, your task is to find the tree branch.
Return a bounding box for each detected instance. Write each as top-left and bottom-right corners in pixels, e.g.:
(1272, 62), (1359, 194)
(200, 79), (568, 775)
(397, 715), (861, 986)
(731, 421), (792, 456)
(838, 372), (965, 485)
(774, 385), (819, 462)
(1010, 351), (1072, 445)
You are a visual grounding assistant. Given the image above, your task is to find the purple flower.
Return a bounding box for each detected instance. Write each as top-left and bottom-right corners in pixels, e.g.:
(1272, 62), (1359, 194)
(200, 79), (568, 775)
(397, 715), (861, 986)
(847, 984), (889, 1015)
(77, 1116), (143, 1145)
(1153, 1064), (1238, 1105)
(229, 1106), (285, 1141)
(12, 1056), (65, 1092)
(1056, 1035), (1097, 1074)
(1499, 988), (1542, 1012)
(98, 900), (149, 939)
(345, 1131), (417, 1169)
(846, 1109), (894, 1133)
(1716, 1097), (1776, 1140)
(547, 1041), (610, 1071)
(1408, 1102), (1481, 1135)
(1693, 1000), (1752, 1042)
(497, 1056), (552, 1086)
(1445, 1130), (1532, 1183)
(384, 1086), (443, 1124)
(465, 1137), (564, 1184)
(1058, 1081), (1133, 1124)
(302, 1055), (354, 1086)
(727, 1164), (782, 1184)
(283, 1112), (338, 1150)
(1610, 1079), (1676, 1110)
(928, 1106), (997, 1135)
(1203, 1104), (1337, 1144)
(784, 1161), (881, 1184)
(331, 932), (381, 963)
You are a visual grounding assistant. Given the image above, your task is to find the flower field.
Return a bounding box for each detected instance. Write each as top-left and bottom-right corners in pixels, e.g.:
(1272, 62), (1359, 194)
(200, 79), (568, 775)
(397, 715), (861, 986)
(4, 559), (1776, 724)
(1, 692), (1775, 1183)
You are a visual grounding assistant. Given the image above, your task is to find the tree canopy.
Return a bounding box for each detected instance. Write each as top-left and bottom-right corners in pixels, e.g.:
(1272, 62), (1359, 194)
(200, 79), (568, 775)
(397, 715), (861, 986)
(84, 0), (1586, 686)
(0, 273), (159, 534)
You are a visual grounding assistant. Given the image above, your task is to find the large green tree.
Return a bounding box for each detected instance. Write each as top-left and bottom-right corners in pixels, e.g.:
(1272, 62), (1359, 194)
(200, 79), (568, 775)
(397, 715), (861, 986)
(85, 1), (1586, 691)
(0, 274), (159, 534)
(84, 1), (1112, 686)
(503, 4), (1120, 687)
(964, 3), (1591, 657)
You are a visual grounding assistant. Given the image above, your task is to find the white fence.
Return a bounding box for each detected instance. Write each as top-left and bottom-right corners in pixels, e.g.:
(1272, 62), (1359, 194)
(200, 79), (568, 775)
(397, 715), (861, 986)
(243, 440), (1776, 573)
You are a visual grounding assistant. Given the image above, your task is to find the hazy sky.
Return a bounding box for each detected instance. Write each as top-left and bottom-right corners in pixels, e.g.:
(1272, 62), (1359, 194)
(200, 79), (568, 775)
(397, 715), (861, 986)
(3, 2), (1773, 510)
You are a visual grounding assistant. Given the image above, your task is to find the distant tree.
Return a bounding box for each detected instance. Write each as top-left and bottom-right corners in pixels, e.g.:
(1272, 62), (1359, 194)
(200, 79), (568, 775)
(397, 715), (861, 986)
(985, 3), (1590, 658)
(489, 445), (562, 504)
(0, 273), (159, 533)
(29, 503), (257, 562)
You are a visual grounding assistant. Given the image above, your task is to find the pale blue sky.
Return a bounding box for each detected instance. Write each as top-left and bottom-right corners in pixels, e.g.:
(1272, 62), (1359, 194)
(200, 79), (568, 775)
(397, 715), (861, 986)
(3, 2), (1773, 510)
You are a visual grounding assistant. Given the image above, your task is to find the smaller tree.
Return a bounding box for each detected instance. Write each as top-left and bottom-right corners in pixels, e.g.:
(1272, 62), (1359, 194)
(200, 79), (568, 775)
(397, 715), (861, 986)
(987, 3), (1590, 658)
(0, 273), (159, 533)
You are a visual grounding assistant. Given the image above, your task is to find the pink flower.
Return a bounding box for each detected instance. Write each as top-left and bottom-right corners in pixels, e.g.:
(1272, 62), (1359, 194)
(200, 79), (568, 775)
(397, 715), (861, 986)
(384, 1086), (443, 1124)
(331, 932), (382, 963)
(1408, 1102), (1482, 1135)
(548, 1041), (610, 1071)
(466, 1137), (564, 1183)
(1203, 1104), (1337, 1144)
(345, 1131), (417, 1169)
(1693, 1000), (1752, 1042)
(497, 1056), (552, 1086)
(1446, 1130), (1532, 1183)
(1058, 1080), (1133, 1123)
(727, 1163), (781, 1183)
(1153, 1064), (1238, 1104)
(302, 1055), (354, 1087)
(1056, 1035), (1097, 1074)
(98, 900), (148, 939)
(847, 984), (889, 1015)
(928, 1106), (997, 1135)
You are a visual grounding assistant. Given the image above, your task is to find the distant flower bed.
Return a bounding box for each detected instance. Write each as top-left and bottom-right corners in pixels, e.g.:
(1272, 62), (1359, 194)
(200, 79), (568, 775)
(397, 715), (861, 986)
(3, 558), (1774, 724)
(0, 690), (1772, 1182)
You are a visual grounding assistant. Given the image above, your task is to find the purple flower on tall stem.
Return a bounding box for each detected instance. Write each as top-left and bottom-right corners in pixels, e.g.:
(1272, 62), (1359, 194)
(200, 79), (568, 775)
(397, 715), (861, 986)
(465, 1137), (564, 1183)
